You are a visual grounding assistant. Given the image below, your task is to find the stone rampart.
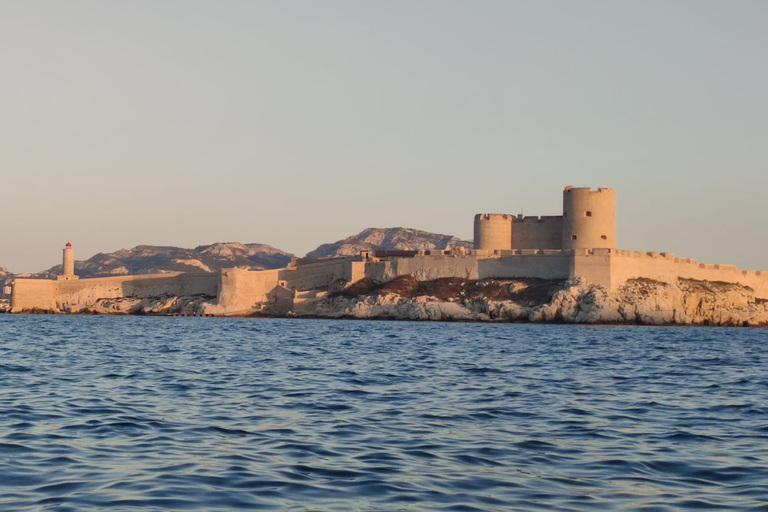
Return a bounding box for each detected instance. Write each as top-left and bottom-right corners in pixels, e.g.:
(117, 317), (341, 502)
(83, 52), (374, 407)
(390, 255), (481, 281)
(606, 250), (768, 298)
(10, 279), (57, 312)
(216, 258), (366, 311)
(217, 268), (282, 310)
(362, 251), (572, 283)
(11, 248), (768, 313)
(278, 257), (361, 291)
(571, 249), (768, 299)
(11, 272), (219, 312)
(478, 252), (571, 280)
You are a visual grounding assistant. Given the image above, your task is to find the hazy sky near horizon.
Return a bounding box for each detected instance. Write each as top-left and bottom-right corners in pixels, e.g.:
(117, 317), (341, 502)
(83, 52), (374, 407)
(1, 0), (767, 273)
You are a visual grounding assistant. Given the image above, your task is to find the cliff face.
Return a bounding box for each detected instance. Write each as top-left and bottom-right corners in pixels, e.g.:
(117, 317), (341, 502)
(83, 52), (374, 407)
(306, 227), (472, 259)
(305, 277), (768, 326)
(34, 242), (293, 278)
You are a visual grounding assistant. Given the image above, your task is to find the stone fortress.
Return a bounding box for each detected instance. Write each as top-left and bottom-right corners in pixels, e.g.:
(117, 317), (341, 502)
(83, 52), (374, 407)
(474, 186), (616, 252)
(9, 186), (768, 314)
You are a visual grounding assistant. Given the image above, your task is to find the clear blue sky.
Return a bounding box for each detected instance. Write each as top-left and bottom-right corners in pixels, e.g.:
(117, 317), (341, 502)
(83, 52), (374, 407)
(1, 0), (766, 273)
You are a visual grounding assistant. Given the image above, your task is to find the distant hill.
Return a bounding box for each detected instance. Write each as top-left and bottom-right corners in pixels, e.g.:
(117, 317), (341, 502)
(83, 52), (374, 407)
(33, 242), (294, 279)
(5, 228), (472, 281)
(306, 227), (472, 259)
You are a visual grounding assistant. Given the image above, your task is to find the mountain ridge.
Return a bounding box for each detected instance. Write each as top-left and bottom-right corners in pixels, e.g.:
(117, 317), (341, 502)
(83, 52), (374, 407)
(306, 227), (471, 259)
(2, 227), (471, 278)
(32, 242), (294, 279)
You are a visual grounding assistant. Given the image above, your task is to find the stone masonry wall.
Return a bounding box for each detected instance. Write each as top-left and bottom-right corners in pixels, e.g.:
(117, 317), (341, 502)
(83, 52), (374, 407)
(512, 216), (563, 250)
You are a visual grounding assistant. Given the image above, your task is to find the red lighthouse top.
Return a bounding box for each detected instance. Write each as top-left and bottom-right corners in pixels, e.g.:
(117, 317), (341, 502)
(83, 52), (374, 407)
(65, 242), (72, 247)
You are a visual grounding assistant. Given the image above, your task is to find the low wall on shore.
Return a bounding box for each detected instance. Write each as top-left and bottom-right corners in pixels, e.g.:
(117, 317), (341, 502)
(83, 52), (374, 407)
(10, 279), (57, 312)
(608, 250), (768, 298)
(280, 258), (364, 291)
(571, 249), (768, 298)
(12, 273), (219, 312)
(216, 258), (367, 310)
(217, 268), (282, 310)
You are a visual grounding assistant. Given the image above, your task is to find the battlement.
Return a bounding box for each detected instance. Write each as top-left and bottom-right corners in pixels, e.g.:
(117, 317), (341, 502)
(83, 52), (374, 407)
(474, 213), (513, 221)
(468, 249), (570, 257)
(513, 215), (563, 223)
(564, 186), (615, 194)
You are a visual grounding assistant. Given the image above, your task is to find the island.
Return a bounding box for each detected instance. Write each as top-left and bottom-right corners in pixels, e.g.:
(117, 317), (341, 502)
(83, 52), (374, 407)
(5, 186), (768, 326)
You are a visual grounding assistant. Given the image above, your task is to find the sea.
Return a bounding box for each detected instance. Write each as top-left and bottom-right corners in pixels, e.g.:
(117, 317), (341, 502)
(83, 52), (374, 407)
(0, 316), (766, 511)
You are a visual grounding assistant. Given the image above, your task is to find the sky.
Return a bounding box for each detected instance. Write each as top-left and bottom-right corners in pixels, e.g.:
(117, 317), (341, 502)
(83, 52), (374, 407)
(1, 0), (766, 273)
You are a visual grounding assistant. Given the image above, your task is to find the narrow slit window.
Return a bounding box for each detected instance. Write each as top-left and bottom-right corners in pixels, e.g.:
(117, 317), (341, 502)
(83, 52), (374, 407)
(571, 235), (577, 240)
(585, 211), (592, 217)
(601, 235), (607, 240)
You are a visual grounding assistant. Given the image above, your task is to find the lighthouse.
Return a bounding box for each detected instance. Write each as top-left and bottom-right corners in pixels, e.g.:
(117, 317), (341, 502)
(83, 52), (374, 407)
(59, 242), (78, 280)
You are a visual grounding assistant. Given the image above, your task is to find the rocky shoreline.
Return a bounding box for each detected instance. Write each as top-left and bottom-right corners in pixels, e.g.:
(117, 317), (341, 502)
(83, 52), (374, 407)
(4, 277), (768, 327)
(300, 277), (768, 327)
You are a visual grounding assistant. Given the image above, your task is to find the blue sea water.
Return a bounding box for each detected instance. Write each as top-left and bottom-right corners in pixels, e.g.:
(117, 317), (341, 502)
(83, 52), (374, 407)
(0, 316), (766, 511)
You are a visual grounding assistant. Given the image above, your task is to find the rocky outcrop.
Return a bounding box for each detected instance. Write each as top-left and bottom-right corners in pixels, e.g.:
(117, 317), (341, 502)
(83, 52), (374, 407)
(34, 242), (293, 278)
(56, 295), (215, 316)
(303, 277), (768, 326)
(306, 227), (472, 259)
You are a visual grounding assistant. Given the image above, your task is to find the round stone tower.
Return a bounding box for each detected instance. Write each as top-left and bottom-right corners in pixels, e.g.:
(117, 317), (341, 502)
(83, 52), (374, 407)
(473, 214), (513, 251)
(62, 242), (75, 277)
(562, 186), (616, 250)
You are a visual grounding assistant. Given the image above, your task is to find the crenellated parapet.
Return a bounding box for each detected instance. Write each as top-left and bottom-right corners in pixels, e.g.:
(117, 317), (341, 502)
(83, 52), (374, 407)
(512, 215), (564, 250)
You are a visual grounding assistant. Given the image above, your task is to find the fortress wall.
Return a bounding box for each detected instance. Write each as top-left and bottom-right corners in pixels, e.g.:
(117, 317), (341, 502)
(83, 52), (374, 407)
(478, 252), (571, 280)
(10, 279), (57, 312)
(607, 251), (768, 298)
(571, 250), (613, 289)
(278, 258), (358, 291)
(121, 273), (218, 297)
(216, 259), (365, 310)
(377, 253), (571, 282)
(512, 216), (563, 250)
(392, 255), (481, 281)
(348, 261), (366, 284)
(52, 273), (219, 309)
(56, 276), (127, 307)
(218, 268), (282, 309)
(363, 261), (395, 283)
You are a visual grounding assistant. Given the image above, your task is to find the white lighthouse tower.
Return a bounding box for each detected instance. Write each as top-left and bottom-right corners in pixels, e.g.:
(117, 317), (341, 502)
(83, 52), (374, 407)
(58, 242), (78, 280)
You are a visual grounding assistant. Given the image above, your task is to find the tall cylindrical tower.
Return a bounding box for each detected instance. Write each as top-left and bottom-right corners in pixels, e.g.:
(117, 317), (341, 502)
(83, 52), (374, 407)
(63, 242), (75, 276)
(562, 187), (616, 250)
(473, 214), (513, 251)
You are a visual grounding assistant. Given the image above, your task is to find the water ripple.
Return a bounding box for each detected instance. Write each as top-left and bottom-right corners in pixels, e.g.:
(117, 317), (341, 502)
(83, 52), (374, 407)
(0, 317), (767, 510)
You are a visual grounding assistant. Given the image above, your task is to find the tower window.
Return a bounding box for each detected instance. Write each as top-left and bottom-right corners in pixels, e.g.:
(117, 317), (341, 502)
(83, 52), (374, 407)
(585, 211), (592, 217)
(571, 235), (577, 240)
(601, 235), (607, 240)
